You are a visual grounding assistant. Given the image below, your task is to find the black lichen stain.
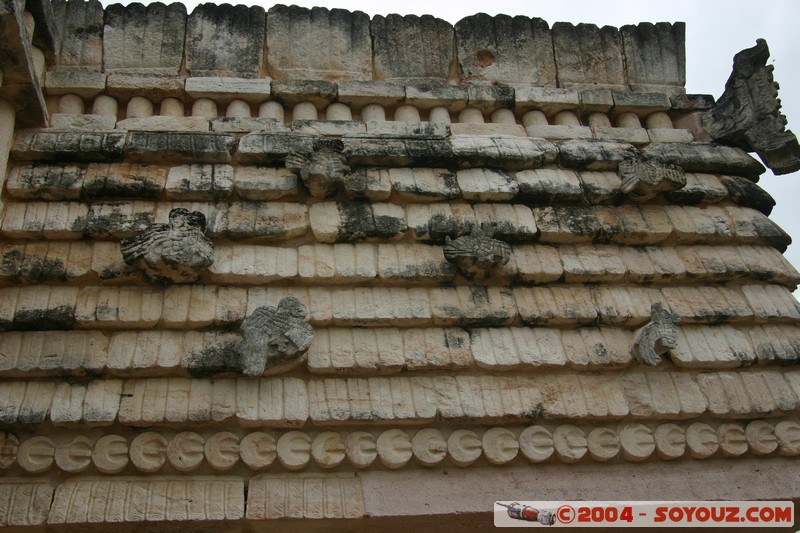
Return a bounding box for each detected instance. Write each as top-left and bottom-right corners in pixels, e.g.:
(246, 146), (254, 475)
(187, 341), (241, 378)
(13, 305), (75, 331)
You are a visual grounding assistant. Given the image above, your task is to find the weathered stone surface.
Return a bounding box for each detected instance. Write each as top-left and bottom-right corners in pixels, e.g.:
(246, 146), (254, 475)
(50, 114), (117, 130)
(620, 22), (685, 94)
(456, 168), (517, 201)
(186, 77), (271, 103)
(516, 168), (581, 204)
(237, 133), (314, 165)
(272, 80), (337, 108)
(51, 0), (104, 70)
(383, 168), (460, 202)
(0, 481), (52, 526)
(224, 202), (308, 241)
(558, 139), (636, 170)
(342, 133), (453, 167)
(407, 203), (537, 243)
(103, 2), (186, 75)
(165, 164), (233, 201)
(720, 175), (775, 215)
(44, 71), (107, 98)
(115, 116), (211, 132)
(619, 158), (686, 202)
(285, 139), (349, 198)
(451, 136), (557, 170)
(455, 14), (555, 86)
(127, 132), (235, 164)
(240, 297), (314, 376)
(309, 202), (406, 243)
(1, 201), (89, 240)
(105, 74), (185, 99)
(552, 23), (625, 90)
(514, 86), (580, 114)
(672, 325), (755, 369)
(0, 241), (91, 285)
(642, 142), (765, 179)
(12, 130), (125, 162)
(665, 173), (727, 205)
(612, 91), (672, 113)
(186, 4), (266, 77)
(5, 164), (85, 200)
(233, 166), (298, 201)
(121, 207), (214, 284)
(372, 15), (453, 81)
(85, 201), (155, 238)
(247, 475), (364, 519)
(443, 225), (511, 280)
(701, 39), (800, 175)
(632, 303), (680, 366)
(267, 5), (371, 81)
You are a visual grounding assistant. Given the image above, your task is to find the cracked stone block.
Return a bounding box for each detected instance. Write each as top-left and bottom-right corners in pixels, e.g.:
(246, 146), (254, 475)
(5, 164), (85, 200)
(455, 14), (555, 85)
(83, 163), (167, 199)
(309, 202), (407, 243)
(233, 166), (298, 200)
(225, 202), (308, 241)
(621, 22), (685, 94)
(127, 132), (235, 164)
(372, 14), (453, 81)
(516, 168), (582, 204)
(386, 168), (459, 202)
(552, 22), (625, 90)
(186, 3), (266, 77)
(165, 164), (234, 201)
(451, 136), (557, 170)
(103, 2), (186, 75)
(1, 202), (89, 240)
(342, 134), (453, 167)
(557, 139), (635, 170)
(237, 133), (314, 165)
(12, 131), (125, 162)
(267, 5), (371, 81)
(51, 0), (104, 70)
(641, 143), (765, 179)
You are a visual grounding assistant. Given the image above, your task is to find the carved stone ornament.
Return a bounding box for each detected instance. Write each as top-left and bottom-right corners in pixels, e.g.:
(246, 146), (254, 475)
(285, 138), (350, 198)
(443, 224), (511, 280)
(702, 39), (800, 175)
(631, 302), (680, 366)
(120, 207), (214, 283)
(239, 297), (315, 376)
(618, 157), (686, 202)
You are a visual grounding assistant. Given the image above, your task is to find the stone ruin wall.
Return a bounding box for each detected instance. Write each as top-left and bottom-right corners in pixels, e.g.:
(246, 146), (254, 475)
(0, 0), (799, 530)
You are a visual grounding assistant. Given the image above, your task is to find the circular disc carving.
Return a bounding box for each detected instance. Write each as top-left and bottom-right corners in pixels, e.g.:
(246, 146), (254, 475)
(518, 426), (554, 463)
(653, 423), (685, 460)
(55, 436), (93, 473)
(205, 432), (240, 471)
(17, 436), (54, 473)
(92, 435), (129, 474)
(587, 427), (619, 462)
(311, 432), (345, 469)
(0, 433), (19, 469)
(344, 431), (376, 468)
(553, 425), (587, 463)
(240, 432), (276, 469)
(447, 429), (482, 467)
(619, 423), (655, 462)
(411, 429), (446, 467)
(167, 432), (205, 472)
(277, 431), (311, 471)
(482, 428), (518, 465)
(686, 423), (719, 459)
(745, 421), (778, 456)
(774, 421), (800, 456)
(377, 429), (412, 469)
(717, 423), (747, 457)
(130, 432), (167, 473)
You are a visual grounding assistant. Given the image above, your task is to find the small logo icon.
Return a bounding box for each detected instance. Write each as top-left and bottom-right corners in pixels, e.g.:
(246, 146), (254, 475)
(497, 502), (556, 525)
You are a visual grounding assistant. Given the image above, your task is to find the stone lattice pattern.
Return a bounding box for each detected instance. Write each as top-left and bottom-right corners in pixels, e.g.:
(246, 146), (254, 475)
(0, 0), (799, 529)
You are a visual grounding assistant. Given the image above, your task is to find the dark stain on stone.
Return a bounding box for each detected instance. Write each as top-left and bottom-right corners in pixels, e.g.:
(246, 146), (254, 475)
(13, 305), (75, 330)
(187, 341), (241, 378)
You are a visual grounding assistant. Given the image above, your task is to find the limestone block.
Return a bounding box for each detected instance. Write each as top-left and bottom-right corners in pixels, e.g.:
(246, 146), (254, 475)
(739, 284), (800, 323)
(559, 244), (626, 283)
(12, 130), (125, 162)
(748, 324), (800, 364)
(372, 14), (453, 81)
(587, 427), (620, 461)
(513, 286), (596, 326)
(503, 245), (557, 284)
(470, 327), (568, 369)
(467, 86), (517, 111)
(612, 92), (672, 114)
(513, 86), (580, 114)
(237, 133), (315, 165)
(666, 173), (727, 205)
(292, 120), (365, 137)
(115, 116), (210, 132)
(535, 374), (627, 420)
(592, 286), (663, 327)
(50, 114), (118, 130)
(450, 135), (557, 170)
(405, 84), (468, 111)
(49, 380), (121, 425)
(377, 244), (453, 283)
(16, 435), (55, 472)
(412, 428), (447, 467)
(0, 380), (54, 424)
(447, 429), (482, 466)
(456, 168), (518, 201)
(83, 163), (166, 199)
(576, 171), (620, 204)
(127, 132), (235, 164)
(275, 431), (310, 468)
(719, 175), (775, 216)
(482, 427), (518, 465)
(232, 166), (297, 201)
(0, 480), (52, 526)
(661, 286), (753, 324)
(455, 14), (555, 85)
(641, 142), (765, 179)
(661, 205), (731, 244)
(185, 77), (271, 103)
(267, 5), (371, 81)
(515, 168), (582, 204)
(619, 423), (655, 461)
(622, 371), (705, 419)
(0, 330), (107, 376)
(246, 475), (364, 519)
(106, 74), (185, 100)
(364, 121), (448, 137)
(593, 126), (650, 145)
(653, 424), (686, 460)
(725, 206), (791, 250)
(44, 71), (107, 97)
(307, 328), (404, 374)
(552, 23), (625, 90)
(671, 326), (754, 369)
(208, 245), (296, 285)
(618, 246), (676, 283)
(580, 89), (615, 113)
(560, 327), (631, 369)
(86, 201), (155, 238)
(309, 202), (406, 243)
(103, 2), (186, 75)
(429, 286), (516, 327)
(51, 0), (104, 70)
(186, 4), (266, 77)
(221, 202), (307, 241)
(2, 285), (76, 331)
(5, 164), (84, 201)
(557, 139), (636, 170)
(532, 206), (600, 244)
(165, 164), (233, 201)
(336, 81), (405, 107)
(342, 169), (391, 201)
(49, 478), (244, 523)
(775, 421), (800, 456)
(525, 124), (593, 140)
(377, 429), (412, 468)
(342, 133), (453, 167)
(619, 22), (685, 94)
(308, 377), (430, 423)
(648, 128), (694, 143)
(75, 286), (163, 329)
(386, 168), (460, 202)
(213, 117), (288, 133)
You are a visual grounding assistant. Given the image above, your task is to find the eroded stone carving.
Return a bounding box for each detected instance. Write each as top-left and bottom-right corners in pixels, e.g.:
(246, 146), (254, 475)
(0, 433), (19, 469)
(411, 429), (447, 467)
(120, 207), (214, 283)
(91, 434), (128, 474)
(632, 302), (680, 366)
(443, 224), (511, 280)
(377, 429), (412, 469)
(619, 423), (655, 462)
(239, 432), (276, 469)
(686, 422), (719, 459)
(286, 139), (350, 198)
(239, 297), (315, 376)
(129, 432), (166, 473)
(276, 430), (311, 470)
(619, 157), (686, 202)
(518, 426), (554, 463)
(653, 423), (685, 460)
(167, 431), (204, 472)
(587, 427), (620, 462)
(345, 432), (377, 468)
(54, 436), (92, 473)
(447, 429), (482, 467)
(482, 427), (519, 465)
(311, 432), (346, 469)
(717, 423), (748, 457)
(205, 431), (240, 471)
(552, 425), (587, 463)
(745, 420), (778, 455)
(702, 39), (800, 175)
(775, 421), (800, 456)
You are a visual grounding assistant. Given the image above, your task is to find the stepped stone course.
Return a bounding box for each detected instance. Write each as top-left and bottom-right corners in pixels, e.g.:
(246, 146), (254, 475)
(0, 0), (799, 529)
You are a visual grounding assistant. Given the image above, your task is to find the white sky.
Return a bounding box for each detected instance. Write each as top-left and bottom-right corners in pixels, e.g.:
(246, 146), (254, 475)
(103, 0), (800, 281)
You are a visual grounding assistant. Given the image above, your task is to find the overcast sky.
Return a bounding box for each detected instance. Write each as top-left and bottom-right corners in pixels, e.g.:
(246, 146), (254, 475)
(102, 0), (800, 281)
